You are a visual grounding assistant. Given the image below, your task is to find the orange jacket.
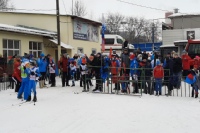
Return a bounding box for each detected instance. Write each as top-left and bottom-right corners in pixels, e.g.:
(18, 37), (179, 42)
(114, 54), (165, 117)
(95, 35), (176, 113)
(153, 65), (164, 79)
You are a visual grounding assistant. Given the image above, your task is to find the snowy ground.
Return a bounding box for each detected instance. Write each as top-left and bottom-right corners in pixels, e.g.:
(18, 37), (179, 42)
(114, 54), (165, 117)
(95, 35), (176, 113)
(0, 78), (200, 133)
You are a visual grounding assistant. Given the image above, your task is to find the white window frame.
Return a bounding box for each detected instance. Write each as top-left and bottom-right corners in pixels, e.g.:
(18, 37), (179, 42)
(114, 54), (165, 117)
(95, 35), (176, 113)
(29, 41), (42, 58)
(3, 39), (21, 57)
(77, 47), (84, 54)
(92, 48), (96, 54)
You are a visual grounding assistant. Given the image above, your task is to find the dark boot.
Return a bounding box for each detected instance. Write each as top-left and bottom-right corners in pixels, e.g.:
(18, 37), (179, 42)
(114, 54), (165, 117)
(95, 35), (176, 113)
(166, 90), (171, 96)
(191, 90), (194, 97)
(17, 95), (22, 99)
(26, 95), (31, 102)
(33, 95), (37, 102)
(195, 92), (198, 98)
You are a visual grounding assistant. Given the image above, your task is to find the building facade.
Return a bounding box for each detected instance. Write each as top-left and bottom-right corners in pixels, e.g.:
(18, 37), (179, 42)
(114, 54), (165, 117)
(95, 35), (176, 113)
(162, 12), (200, 56)
(0, 11), (102, 62)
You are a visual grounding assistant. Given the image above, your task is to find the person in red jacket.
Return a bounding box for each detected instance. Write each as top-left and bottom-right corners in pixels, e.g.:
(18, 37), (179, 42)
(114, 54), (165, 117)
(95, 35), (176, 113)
(182, 50), (192, 78)
(12, 56), (21, 92)
(59, 53), (69, 87)
(153, 60), (164, 96)
(111, 54), (120, 90)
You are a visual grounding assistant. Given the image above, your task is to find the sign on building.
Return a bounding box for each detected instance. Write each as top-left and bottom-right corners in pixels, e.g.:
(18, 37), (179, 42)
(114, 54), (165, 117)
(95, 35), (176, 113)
(187, 31), (195, 40)
(73, 19), (99, 42)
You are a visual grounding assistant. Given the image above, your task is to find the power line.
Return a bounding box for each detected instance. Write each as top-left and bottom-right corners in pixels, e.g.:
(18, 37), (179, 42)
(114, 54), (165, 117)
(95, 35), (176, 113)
(117, 0), (170, 12)
(117, 0), (200, 24)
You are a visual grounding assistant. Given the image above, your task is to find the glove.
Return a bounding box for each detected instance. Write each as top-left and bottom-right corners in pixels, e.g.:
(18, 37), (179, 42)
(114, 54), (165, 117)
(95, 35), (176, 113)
(23, 66), (26, 70)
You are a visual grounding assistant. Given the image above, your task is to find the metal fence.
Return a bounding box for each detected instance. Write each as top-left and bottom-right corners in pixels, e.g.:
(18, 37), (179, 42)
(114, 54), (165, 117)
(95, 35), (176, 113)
(0, 75), (14, 91)
(84, 66), (195, 97)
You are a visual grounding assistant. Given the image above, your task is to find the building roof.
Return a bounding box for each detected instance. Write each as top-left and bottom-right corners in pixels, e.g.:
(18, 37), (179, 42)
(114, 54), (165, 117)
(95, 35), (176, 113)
(168, 13), (200, 18)
(0, 10), (102, 26)
(0, 23), (57, 38)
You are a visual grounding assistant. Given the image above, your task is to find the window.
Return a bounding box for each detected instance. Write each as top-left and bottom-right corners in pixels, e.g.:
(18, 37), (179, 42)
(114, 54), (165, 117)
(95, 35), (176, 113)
(188, 44), (200, 54)
(117, 39), (123, 44)
(105, 38), (115, 44)
(3, 39), (20, 57)
(29, 41), (42, 58)
(92, 48), (96, 54)
(77, 47), (84, 54)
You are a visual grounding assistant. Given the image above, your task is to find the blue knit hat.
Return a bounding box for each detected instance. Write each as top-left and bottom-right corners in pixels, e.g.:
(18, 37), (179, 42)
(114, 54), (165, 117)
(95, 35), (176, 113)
(40, 53), (45, 57)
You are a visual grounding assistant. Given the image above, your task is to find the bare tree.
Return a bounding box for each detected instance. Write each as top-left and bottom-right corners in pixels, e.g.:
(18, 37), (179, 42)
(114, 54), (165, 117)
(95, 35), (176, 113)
(105, 12), (124, 34)
(143, 20), (161, 43)
(125, 17), (146, 43)
(0, 0), (14, 10)
(72, 0), (87, 17)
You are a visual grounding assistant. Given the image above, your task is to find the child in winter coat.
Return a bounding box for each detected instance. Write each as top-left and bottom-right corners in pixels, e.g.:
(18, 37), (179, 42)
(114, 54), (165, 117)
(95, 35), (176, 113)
(28, 61), (40, 102)
(70, 61), (76, 87)
(153, 61), (164, 96)
(111, 54), (120, 91)
(189, 65), (199, 98)
(80, 58), (89, 92)
(130, 54), (139, 93)
(49, 58), (56, 87)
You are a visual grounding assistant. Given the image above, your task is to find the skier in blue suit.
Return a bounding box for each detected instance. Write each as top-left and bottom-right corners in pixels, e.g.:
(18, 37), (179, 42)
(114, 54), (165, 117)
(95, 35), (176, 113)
(17, 59), (30, 101)
(27, 60), (41, 102)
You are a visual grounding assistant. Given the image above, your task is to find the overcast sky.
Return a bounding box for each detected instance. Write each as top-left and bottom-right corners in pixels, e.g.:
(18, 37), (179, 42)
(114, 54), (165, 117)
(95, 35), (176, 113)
(11, 0), (200, 22)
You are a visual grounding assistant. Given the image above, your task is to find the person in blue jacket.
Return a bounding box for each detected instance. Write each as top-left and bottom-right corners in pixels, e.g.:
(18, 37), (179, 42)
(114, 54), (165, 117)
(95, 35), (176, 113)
(17, 59), (30, 101)
(130, 54), (139, 93)
(37, 53), (47, 88)
(27, 60), (40, 102)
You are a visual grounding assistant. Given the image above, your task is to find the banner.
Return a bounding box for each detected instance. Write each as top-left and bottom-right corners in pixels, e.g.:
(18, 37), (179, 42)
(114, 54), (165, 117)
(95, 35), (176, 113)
(73, 19), (99, 42)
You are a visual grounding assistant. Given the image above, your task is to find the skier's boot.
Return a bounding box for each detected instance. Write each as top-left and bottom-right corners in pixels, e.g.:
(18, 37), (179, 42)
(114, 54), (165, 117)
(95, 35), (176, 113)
(17, 95), (22, 99)
(33, 95), (37, 102)
(191, 90), (194, 97)
(166, 90), (171, 96)
(195, 92), (198, 98)
(26, 95), (31, 102)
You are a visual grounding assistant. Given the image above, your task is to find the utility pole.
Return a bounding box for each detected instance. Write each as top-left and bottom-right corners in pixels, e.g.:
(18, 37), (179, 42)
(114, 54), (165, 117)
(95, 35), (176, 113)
(152, 22), (156, 67)
(56, 0), (61, 63)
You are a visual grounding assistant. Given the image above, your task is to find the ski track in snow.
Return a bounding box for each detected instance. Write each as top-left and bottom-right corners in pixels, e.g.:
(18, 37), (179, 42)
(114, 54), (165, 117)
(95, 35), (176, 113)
(0, 78), (200, 133)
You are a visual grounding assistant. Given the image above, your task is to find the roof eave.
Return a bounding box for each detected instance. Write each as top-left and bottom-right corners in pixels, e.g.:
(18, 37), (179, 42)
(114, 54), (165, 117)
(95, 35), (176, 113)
(0, 28), (56, 38)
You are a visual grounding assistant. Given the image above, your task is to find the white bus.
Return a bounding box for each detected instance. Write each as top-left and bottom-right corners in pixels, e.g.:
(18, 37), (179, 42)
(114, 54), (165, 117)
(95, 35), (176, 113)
(104, 34), (124, 55)
(103, 34), (134, 56)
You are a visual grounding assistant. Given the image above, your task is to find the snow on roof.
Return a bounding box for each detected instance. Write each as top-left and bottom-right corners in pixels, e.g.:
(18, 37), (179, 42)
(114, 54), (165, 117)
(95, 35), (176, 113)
(160, 44), (177, 47)
(0, 23), (57, 37)
(174, 40), (188, 43)
(168, 12), (200, 18)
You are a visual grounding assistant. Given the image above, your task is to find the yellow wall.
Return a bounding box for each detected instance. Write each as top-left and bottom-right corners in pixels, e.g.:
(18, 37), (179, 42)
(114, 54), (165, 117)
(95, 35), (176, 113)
(0, 12), (101, 57)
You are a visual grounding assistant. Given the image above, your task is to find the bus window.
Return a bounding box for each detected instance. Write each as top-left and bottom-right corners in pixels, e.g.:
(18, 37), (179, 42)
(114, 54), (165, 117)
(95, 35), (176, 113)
(117, 39), (123, 44)
(188, 44), (200, 54)
(105, 38), (115, 44)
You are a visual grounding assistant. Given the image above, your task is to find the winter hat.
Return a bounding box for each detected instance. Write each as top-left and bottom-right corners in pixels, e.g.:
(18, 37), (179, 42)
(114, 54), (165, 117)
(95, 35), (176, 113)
(40, 53), (45, 57)
(130, 54), (135, 60)
(81, 53), (85, 58)
(97, 52), (101, 56)
(156, 60), (161, 66)
(182, 50), (187, 53)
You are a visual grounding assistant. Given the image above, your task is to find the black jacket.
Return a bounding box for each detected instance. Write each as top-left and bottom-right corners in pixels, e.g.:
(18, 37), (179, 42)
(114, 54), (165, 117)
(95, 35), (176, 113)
(173, 57), (182, 74)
